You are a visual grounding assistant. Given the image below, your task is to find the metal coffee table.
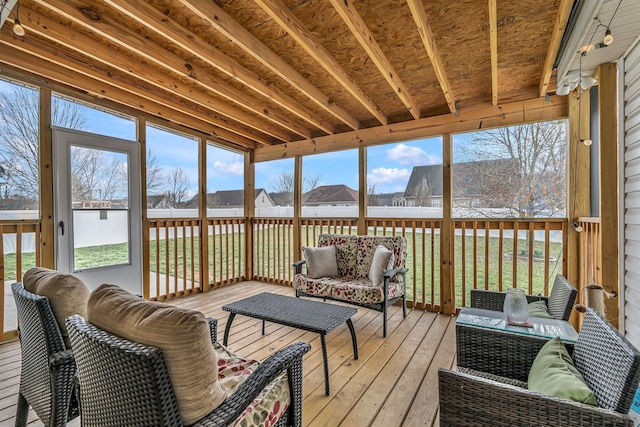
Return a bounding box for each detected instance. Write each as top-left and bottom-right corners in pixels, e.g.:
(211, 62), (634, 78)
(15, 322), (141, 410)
(222, 292), (359, 395)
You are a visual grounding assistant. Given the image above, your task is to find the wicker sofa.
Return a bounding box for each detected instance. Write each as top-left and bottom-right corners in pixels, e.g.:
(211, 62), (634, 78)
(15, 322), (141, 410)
(438, 308), (640, 426)
(292, 234), (408, 337)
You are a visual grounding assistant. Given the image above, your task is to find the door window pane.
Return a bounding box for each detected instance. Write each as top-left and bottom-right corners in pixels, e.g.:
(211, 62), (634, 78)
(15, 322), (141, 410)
(71, 146), (130, 270)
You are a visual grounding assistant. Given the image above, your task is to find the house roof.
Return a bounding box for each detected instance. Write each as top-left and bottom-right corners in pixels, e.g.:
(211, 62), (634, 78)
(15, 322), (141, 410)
(304, 184), (358, 204)
(0, 0), (573, 153)
(186, 188), (267, 207)
(404, 159), (518, 198)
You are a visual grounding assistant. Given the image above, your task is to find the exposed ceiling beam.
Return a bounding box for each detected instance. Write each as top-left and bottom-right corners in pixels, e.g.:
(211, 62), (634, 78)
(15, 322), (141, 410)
(255, 95), (568, 162)
(21, 4), (273, 146)
(255, 0), (389, 125)
(178, 0), (361, 131)
(103, 0), (335, 136)
(0, 39), (256, 149)
(406, 0), (456, 114)
(31, 0), (297, 143)
(328, 0), (420, 120)
(0, 28), (258, 148)
(489, 0), (498, 106)
(539, 0), (573, 96)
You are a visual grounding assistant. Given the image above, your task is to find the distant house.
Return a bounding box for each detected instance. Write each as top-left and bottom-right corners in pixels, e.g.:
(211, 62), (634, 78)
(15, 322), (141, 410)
(370, 192), (402, 207)
(303, 184), (358, 206)
(185, 188), (274, 209)
(269, 191), (293, 206)
(147, 194), (173, 209)
(402, 159), (518, 208)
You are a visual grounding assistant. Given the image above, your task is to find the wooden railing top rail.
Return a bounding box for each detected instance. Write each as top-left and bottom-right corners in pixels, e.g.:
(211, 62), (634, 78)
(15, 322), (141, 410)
(577, 217), (601, 223)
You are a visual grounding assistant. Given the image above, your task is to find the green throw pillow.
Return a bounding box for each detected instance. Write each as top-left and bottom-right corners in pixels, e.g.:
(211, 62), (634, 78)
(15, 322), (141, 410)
(528, 336), (597, 405)
(528, 300), (553, 318)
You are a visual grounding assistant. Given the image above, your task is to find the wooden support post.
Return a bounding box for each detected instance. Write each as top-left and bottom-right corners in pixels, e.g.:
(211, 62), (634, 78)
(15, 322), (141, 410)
(139, 117), (151, 299)
(598, 63), (619, 328)
(567, 88), (591, 328)
(293, 156), (303, 263)
(358, 146), (367, 235)
(39, 89), (55, 270)
(200, 137), (211, 290)
(441, 134), (454, 314)
(244, 151), (255, 280)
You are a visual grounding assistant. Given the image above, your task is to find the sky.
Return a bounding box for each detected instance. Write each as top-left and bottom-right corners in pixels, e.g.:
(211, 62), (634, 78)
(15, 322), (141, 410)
(1, 78), (476, 198)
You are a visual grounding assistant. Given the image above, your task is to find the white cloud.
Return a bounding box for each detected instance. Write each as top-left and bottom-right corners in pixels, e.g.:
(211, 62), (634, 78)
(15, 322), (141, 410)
(367, 167), (411, 192)
(212, 161), (244, 175)
(387, 143), (441, 166)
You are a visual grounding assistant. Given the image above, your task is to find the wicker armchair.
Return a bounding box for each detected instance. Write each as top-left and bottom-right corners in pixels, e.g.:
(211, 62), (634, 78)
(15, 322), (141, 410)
(66, 315), (311, 427)
(439, 308), (640, 427)
(470, 274), (578, 321)
(11, 282), (79, 427)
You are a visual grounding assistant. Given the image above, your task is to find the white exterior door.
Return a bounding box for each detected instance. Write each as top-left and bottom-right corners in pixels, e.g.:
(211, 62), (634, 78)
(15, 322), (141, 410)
(53, 128), (142, 294)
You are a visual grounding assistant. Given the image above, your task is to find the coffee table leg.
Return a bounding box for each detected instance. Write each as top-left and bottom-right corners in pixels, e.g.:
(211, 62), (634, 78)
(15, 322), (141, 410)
(321, 334), (330, 396)
(223, 313), (236, 346)
(346, 319), (358, 360)
(262, 319), (266, 335)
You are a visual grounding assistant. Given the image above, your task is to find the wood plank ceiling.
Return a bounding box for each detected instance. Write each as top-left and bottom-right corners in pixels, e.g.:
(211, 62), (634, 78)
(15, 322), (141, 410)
(0, 0), (567, 151)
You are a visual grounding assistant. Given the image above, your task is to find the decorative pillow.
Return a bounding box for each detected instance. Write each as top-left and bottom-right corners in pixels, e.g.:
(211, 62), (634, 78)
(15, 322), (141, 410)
(87, 284), (227, 425)
(302, 245), (339, 279)
(368, 244), (394, 286)
(528, 336), (597, 405)
(23, 267), (90, 348)
(528, 300), (553, 318)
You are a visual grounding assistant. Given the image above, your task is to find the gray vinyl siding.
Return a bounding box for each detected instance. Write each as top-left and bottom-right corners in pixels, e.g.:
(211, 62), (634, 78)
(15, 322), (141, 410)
(624, 38), (640, 349)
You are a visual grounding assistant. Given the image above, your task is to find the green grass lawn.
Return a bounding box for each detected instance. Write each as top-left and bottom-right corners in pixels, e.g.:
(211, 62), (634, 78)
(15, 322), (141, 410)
(3, 226), (563, 310)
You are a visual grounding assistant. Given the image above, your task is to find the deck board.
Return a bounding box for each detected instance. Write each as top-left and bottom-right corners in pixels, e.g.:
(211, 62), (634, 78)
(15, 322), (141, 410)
(0, 281), (455, 426)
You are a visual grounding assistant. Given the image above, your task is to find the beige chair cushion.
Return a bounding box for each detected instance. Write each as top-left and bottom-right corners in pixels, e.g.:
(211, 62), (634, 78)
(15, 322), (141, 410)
(369, 244), (394, 286)
(302, 245), (339, 278)
(87, 284), (227, 425)
(23, 267), (90, 348)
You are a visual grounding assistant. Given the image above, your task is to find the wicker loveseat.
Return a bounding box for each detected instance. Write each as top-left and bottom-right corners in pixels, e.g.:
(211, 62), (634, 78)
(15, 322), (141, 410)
(292, 234), (408, 337)
(438, 308), (640, 426)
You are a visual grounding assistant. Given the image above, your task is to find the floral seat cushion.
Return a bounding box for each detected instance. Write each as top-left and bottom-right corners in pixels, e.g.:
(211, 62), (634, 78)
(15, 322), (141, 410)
(215, 342), (290, 427)
(292, 275), (405, 305)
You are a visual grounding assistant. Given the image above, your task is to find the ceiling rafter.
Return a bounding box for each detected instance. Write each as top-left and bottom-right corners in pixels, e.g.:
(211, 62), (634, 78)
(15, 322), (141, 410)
(539, 0), (573, 96)
(178, 0), (361, 131)
(328, 0), (420, 120)
(22, 3), (272, 146)
(255, 0), (389, 126)
(0, 28), (257, 149)
(0, 38), (257, 149)
(31, 0), (299, 144)
(406, 0), (456, 114)
(103, 0), (335, 136)
(489, 0), (498, 106)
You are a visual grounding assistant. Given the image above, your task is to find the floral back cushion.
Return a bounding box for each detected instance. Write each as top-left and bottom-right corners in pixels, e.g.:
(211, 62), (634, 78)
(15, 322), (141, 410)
(355, 236), (407, 281)
(318, 234), (358, 279)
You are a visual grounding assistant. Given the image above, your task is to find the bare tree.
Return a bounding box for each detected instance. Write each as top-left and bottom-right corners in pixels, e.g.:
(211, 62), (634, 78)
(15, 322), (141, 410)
(270, 170), (321, 204)
(165, 166), (190, 208)
(146, 150), (164, 195)
(367, 184), (379, 206)
(0, 86), (86, 202)
(410, 177), (433, 207)
(455, 120), (567, 217)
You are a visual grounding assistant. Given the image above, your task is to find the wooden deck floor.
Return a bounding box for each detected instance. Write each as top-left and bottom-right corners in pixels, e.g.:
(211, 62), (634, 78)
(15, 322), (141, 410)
(0, 281), (457, 426)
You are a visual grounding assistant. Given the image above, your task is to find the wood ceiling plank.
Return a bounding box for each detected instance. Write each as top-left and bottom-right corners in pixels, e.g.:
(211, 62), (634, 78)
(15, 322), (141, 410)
(0, 29), (259, 148)
(406, 0), (456, 114)
(255, 0), (389, 126)
(489, 0), (498, 106)
(0, 40), (256, 149)
(24, 1), (281, 145)
(103, 0), (335, 136)
(31, 0), (297, 143)
(328, 0), (420, 120)
(539, 0), (573, 96)
(178, 0), (361, 131)
(254, 96), (567, 162)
